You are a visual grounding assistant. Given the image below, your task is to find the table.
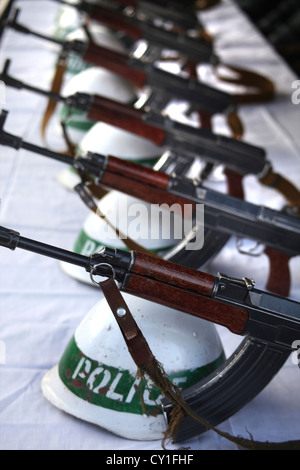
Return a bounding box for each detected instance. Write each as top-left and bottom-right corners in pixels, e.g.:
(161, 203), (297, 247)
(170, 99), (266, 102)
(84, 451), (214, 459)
(0, 0), (299, 451)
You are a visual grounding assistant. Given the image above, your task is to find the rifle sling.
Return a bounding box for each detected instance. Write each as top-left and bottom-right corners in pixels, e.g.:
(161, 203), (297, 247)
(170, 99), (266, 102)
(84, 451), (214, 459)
(41, 53), (67, 147)
(60, 119), (78, 156)
(100, 277), (154, 366)
(41, 55), (80, 157)
(226, 110), (244, 140)
(259, 168), (300, 215)
(75, 176), (161, 256)
(215, 63), (275, 104)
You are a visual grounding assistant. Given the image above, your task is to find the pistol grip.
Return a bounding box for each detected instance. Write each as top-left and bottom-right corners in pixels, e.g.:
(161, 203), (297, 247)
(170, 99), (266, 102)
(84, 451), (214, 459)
(264, 247), (291, 298)
(198, 110), (212, 131)
(223, 169), (245, 200)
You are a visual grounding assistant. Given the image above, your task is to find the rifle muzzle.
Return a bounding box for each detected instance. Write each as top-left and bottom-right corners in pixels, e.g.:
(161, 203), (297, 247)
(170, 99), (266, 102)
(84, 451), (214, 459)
(0, 226), (20, 250)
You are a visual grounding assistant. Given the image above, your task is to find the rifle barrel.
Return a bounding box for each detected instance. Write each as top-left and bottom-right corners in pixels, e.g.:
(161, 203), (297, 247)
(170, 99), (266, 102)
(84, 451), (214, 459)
(6, 9), (64, 46)
(1, 226), (300, 345)
(21, 141), (73, 166)
(16, 234), (88, 267)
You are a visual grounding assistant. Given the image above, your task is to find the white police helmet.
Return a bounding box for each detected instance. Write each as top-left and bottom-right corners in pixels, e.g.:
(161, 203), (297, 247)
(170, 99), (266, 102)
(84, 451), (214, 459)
(41, 293), (225, 440)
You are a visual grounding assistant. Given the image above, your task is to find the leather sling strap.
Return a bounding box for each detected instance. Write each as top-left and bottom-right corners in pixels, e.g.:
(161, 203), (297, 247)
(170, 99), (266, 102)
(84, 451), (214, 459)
(60, 119), (78, 156)
(41, 52), (68, 147)
(214, 63), (275, 104)
(259, 168), (300, 215)
(74, 176), (161, 256)
(185, 58), (244, 140)
(100, 277), (154, 366)
(99, 277), (300, 450)
(227, 110), (244, 140)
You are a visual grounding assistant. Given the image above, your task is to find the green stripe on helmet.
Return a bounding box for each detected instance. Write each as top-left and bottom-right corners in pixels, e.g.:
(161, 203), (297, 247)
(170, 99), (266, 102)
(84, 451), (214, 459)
(58, 335), (225, 416)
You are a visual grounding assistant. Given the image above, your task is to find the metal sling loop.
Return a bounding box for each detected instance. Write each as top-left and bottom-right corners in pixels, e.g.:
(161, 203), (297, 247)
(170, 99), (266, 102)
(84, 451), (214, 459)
(89, 262), (116, 287)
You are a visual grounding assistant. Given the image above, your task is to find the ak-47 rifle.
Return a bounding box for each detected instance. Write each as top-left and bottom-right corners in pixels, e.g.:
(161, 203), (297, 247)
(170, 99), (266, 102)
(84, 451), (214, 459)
(0, 59), (287, 203)
(5, 6), (213, 66)
(1, 109), (299, 298)
(0, 226), (299, 443)
(4, 7), (274, 104)
(51, 1), (275, 103)
(52, 0), (203, 33)
(2, 9), (243, 138)
(51, 1), (274, 102)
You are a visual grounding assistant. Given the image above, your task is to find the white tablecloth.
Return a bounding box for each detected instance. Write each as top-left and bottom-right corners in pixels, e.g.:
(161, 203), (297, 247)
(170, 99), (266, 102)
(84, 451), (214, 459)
(0, 0), (299, 451)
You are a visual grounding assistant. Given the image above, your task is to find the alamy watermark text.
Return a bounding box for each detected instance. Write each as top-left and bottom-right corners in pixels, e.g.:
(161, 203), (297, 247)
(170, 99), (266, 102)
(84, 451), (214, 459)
(292, 80), (300, 104)
(96, 200), (205, 251)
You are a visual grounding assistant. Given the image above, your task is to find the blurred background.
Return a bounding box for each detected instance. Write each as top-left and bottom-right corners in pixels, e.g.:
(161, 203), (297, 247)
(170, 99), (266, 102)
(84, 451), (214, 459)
(234, 0), (300, 77)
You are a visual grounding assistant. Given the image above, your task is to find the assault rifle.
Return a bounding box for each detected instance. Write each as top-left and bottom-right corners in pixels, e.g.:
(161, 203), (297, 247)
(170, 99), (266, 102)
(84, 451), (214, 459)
(0, 59), (285, 202)
(5, 4), (275, 105)
(5, 7), (214, 66)
(2, 9), (238, 124)
(0, 226), (299, 442)
(1, 110), (299, 298)
(45, 2), (274, 103)
(51, 0), (203, 33)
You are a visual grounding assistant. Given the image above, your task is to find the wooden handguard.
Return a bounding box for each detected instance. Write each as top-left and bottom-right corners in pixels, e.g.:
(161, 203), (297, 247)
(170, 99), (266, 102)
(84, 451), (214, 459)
(133, 251), (216, 294)
(83, 43), (147, 89)
(101, 156), (195, 215)
(259, 169), (300, 216)
(125, 252), (249, 335)
(90, 4), (143, 40)
(88, 95), (166, 145)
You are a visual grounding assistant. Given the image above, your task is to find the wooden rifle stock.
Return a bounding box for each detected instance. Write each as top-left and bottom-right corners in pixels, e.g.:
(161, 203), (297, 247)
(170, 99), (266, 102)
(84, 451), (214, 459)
(88, 95), (166, 145)
(125, 252), (249, 335)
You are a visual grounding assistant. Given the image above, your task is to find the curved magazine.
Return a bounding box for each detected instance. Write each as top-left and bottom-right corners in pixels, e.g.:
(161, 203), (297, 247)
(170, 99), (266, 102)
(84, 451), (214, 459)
(162, 337), (290, 442)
